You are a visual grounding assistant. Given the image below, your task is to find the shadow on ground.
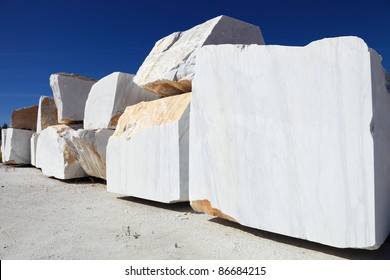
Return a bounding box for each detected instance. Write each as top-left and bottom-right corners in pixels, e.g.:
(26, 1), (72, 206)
(116, 196), (390, 260)
(118, 196), (194, 214)
(208, 217), (390, 260)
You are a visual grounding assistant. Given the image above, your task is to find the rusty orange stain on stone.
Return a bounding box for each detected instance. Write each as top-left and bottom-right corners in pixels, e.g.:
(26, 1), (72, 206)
(191, 199), (236, 222)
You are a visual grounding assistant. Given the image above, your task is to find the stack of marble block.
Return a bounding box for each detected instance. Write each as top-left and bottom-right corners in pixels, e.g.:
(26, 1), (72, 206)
(107, 16), (390, 249)
(33, 72), (158, 180)
(107, 15), (265, 203)
(1, 15), (390, 250)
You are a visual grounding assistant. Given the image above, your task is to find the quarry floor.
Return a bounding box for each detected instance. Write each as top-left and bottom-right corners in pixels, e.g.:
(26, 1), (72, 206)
(0, 164), (389, 260)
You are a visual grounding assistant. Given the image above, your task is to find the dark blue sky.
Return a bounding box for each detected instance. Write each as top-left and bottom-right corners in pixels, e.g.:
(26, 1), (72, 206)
(0, 0), (389, 126)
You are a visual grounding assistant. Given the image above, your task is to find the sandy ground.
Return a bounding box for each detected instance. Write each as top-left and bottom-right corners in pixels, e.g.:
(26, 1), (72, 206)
(0, 164), (389, 260)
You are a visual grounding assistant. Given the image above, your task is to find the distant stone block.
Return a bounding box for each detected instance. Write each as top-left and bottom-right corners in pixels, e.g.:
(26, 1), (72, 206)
(50, 73), (97, 124)
(134, 15), (264, 96)
(11, 105), (38, 131)
(107, 93), (191, 203)
(1, 129), (7, 162)
(84, 72), (158, 130)
(71, 128), (114, 179)
(30, 133), (39, 166)
(36, 125), (86, 179)
(37, 96), (58, 133)
(190, 37), (390, 249)
(2, 128), (34, 165)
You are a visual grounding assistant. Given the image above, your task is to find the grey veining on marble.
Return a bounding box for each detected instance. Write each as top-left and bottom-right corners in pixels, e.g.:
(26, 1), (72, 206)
(189, 37), (390, 249)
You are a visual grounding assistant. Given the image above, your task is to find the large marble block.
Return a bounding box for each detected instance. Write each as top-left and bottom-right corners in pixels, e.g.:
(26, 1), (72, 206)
(107, 93), (191, 203)
(11, 105), (38, 131)
(133, 15), (264, 96)
(2, 128), (34, 164)
(1, 129), (7, 162)
(36, 125), (86, 179)
(84, 72), (158, 130)
(50, 73), (97, 123)
(71, 129), (114, 179)
(37, 96), (58, 133)
(189, 37), (390, 249)
(30, 133), (39, 166)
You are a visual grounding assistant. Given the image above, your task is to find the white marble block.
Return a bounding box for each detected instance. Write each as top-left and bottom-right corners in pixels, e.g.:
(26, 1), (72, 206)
(1, 129), (6, 162)
(133, 15), (264, 96)
(30, 133), (39, 166)
(36, 125), (87, 179)
(84, 72), (158, 130)
(189, 37), (390, 249)
(2, 128), (34, 164)
(50, 73), (97, 123)
(71, 129), (114, 179)
(37, 96), (58, 133)
(107, 92), (191, 203)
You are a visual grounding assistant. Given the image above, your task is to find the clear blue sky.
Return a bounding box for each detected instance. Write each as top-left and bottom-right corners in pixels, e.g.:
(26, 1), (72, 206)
(1, 0), (389, 126)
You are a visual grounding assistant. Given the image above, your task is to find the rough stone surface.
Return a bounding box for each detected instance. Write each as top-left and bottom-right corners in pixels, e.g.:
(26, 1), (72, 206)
(84, 72), (158, 130)
(71, 129), (114, 179)
(30, 133), (39, 166)
(50, 73), (97, 123)
(11, 105), (38, 131)
(134, 15), (264, 96)
(189, 37), (390, 249)
(107, 92), (191, 203)
(2, 128), (34, 164)
(37, 96), (58, 133)
(36, 124), (86, 179)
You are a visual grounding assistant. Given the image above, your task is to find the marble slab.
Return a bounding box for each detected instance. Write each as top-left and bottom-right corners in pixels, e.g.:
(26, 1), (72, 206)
(50, 73), (97, 123)
(2, 128), (34, 164)
(1, 129), (6, 162)
(11, 105), (38, 131)
(37, 96), (58, 133)
(84, 72), (158, 130)
(71, 128), (114, 179)
(36, 124), (87, 179)
(133, 15), (264, 96)
(107, 93), (191, 203)
(30, 133), (39, 166)
(189, 37), (390, 249)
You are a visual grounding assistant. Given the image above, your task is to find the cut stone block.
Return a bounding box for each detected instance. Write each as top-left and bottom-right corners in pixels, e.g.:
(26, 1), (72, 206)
(71, 129), (114, 179)
(2, 128), (34, 164)
(189, 37), (390, 249)
(36, 124), (86, 179)
(1, 129), (7, 163)
(50, 73), (97, 123)
(37, 96), (58, 133)
(11, 105), (38, 131)
(107, 92), (191, 203)
(133, 15), (264, 96)
(84, 72), (158, 130)
(30, 133), (39, 166)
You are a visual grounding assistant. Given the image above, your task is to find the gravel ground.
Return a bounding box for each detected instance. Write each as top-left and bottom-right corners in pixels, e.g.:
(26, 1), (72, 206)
(0, 164), (389, 260)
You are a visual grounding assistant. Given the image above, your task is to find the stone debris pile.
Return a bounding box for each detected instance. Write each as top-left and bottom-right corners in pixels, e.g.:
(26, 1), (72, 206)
(1, 15), (390, 250)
